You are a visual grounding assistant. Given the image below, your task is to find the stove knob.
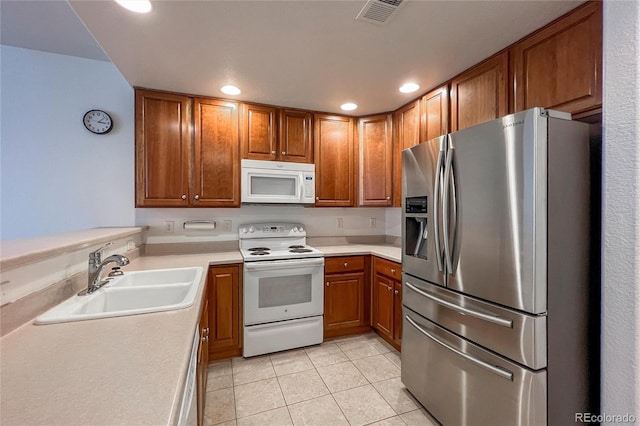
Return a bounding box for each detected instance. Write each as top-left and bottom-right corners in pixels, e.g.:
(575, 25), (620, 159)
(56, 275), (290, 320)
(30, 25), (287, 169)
(249, 226), (256, 233)
(299, 226), (304, 233)
(241, 227), (248, 234)
(293, 226), (299, 233)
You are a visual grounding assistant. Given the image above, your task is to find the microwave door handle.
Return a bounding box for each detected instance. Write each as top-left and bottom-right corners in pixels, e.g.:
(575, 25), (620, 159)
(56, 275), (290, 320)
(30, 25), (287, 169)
(299, 174), (305, 201)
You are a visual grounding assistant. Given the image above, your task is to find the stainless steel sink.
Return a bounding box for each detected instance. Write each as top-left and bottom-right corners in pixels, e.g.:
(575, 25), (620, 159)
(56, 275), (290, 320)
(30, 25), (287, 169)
(35, 267), (203, 324)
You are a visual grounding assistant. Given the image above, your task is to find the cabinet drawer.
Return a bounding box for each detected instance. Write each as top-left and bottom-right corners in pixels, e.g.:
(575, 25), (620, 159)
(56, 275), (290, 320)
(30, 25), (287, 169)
(325, 256), (365, 274)
(373, 257), (402, 281)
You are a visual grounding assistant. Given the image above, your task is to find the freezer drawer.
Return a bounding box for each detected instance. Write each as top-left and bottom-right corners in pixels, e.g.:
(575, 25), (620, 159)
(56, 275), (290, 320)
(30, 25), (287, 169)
(402, 308), (547, 426)
(403, 273), (547, 370)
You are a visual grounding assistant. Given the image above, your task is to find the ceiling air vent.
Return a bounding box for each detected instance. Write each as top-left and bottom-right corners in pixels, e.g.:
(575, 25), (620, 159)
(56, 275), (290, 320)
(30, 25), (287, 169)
(356, 0), (406, 25)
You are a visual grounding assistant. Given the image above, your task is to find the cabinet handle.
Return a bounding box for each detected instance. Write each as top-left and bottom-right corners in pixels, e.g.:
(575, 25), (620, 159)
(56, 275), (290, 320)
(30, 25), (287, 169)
(395, 290), (399, 295)
(326, 282), (330, 287)
(194, 195), (199, 200)
(181, 194), (187, 200)
(271, 150), (276, 155)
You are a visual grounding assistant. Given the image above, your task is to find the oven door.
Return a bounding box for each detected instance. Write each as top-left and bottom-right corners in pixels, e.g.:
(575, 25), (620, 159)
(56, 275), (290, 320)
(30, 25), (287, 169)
(244, 257), (324, 325)
(241, 167), (305, 204)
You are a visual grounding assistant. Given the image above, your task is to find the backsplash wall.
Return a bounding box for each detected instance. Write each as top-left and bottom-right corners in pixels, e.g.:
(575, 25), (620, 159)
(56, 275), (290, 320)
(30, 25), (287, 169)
(137, 207), (390, 243)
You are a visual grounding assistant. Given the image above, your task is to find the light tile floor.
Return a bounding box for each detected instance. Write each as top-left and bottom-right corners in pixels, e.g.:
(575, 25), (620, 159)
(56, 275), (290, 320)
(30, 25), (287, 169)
(204, 332), (439, 426)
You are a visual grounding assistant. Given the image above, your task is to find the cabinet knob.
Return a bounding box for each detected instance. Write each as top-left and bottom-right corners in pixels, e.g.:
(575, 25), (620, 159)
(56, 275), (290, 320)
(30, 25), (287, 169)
(344, 263), (348, 267)
(181, 194), (187, 200)
(388, 286), (392, 291)
(391, 269), (396, 274)
(203, 327), (209, 336)
(271, 150), (276, 155)
(201, 335), (209, 342)
(386, 196), (391, 200)
(316, 197), (319, 201)
(395, 290), (399, 295)
(194, 195), (199, 200)
(282, 151), (286, 155)
(326, 282), (330, 287)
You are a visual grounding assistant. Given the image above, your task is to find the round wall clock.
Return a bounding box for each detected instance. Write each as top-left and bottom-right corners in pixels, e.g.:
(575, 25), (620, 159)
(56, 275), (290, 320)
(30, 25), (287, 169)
(83, 110), (113, 134)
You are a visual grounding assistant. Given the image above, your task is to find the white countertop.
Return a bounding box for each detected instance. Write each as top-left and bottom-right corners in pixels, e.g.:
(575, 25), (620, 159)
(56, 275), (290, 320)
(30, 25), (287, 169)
(0, 244), (398, 425)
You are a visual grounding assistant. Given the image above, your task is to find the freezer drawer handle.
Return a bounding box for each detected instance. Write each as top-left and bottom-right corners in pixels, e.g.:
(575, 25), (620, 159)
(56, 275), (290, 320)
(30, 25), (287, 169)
(405, 282), (513, 328)
(405, 315), (514, 381)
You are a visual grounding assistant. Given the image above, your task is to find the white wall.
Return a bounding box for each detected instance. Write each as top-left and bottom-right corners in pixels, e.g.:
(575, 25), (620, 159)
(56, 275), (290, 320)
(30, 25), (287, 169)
(602, 0), (640, 418)
(137, 207), (388, 243)
(0, 46), (135, 240)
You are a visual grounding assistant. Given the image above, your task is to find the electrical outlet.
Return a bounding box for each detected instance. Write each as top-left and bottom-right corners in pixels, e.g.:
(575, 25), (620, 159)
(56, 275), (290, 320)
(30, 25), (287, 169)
(164, 220), (175, 233)
(336, 217), (344, 229)
(370, 218), (377, 228)
(222, 220), (232, 232)
(127, 240), (135, 251)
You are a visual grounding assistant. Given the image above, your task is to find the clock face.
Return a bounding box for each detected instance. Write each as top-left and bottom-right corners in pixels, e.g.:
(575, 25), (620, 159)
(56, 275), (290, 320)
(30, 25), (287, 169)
(83, 110), (113, 134)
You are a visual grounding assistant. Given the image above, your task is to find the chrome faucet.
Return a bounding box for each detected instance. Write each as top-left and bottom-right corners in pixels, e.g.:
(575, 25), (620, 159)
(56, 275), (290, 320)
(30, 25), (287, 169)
(79, 243), (130, 295)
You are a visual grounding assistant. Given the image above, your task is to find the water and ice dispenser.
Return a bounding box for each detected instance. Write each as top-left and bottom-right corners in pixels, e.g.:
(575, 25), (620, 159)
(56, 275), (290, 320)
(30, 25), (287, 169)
(404, 196), (429, 259)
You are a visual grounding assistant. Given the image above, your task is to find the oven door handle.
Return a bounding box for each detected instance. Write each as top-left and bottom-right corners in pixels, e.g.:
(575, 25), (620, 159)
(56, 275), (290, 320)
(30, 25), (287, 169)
(244, 258), (325, 271)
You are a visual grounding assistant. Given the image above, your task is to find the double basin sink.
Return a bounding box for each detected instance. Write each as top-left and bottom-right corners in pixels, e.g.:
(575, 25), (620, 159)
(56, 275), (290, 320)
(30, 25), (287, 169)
(35, 267), (203, 325)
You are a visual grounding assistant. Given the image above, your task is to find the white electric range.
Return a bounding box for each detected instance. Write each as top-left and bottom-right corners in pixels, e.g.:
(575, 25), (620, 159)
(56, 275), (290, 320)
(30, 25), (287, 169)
(239, 223), (324, 357)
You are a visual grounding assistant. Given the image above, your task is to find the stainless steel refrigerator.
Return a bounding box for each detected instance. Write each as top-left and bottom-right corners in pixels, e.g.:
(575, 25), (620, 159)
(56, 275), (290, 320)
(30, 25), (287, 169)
(401, 108), (598, 425)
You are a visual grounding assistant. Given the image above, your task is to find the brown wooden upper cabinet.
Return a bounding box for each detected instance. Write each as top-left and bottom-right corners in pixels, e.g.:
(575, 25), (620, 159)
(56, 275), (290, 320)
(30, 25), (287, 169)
(241, 104), (313, 163)
(135, 89), (192, 207)
(511, 1), (602, 116)
(359, 114), (393, 207)
(135, 89), (240, 208)
(193, 98), (241, 207)
(420, 84), (449, 142)
(314, 114), (356, 207)
(393, 100), (420, 207)
(450, 52), (509, 132)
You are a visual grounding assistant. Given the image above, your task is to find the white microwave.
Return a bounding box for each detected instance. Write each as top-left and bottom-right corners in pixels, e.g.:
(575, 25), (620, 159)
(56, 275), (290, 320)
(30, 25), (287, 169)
(241, 159), (316, 204)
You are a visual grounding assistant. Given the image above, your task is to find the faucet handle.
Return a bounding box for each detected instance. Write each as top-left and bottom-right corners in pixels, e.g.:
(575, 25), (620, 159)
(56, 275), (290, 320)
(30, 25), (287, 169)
(90, 242), (113, 262)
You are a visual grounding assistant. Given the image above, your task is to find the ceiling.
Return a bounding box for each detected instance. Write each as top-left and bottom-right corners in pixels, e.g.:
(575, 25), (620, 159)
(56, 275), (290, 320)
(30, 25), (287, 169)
(3, 0), (583, 115)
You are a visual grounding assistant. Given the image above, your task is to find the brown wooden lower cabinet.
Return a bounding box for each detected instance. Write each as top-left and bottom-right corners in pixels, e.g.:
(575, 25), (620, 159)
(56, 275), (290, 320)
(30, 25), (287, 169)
(372, 257), (403, 350)
(208, 264), (243, 360)
(324, 256), (371, 338)
(197, 297), (209, 426)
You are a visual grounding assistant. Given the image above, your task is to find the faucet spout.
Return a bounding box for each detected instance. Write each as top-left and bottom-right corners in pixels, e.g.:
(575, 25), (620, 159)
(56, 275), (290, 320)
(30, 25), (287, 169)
(81, 246), (130, 295)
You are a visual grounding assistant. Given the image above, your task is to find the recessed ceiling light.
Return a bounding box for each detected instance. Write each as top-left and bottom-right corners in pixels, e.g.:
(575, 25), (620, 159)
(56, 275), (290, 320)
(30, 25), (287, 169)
(340, 103), (358, 111)
(221, 85), (241, 96)
(115, 0), (152, 14)
(399, 82), (420, 93)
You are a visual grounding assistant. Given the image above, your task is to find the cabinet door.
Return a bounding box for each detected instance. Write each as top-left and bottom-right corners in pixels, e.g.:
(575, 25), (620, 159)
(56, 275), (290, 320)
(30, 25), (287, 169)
(193, 98), (240, 207)
(135, 89), (191, 207)
(241, 103), (277, 160)
(393, 280), (403, 347)
(420, 84), (449, 142)
(197, 298), (209, 426)
(372, 273), (394, 339)
(280, 109), (313, 163)
(314, 114), (355, 207)
(359, 114), (393, 206)
(511, 1), (602, 115)
(450, 52), (508, 132)
(324, 272), (365, 335)
(393, 100), (421, 206)
(208, 265), (242, 359)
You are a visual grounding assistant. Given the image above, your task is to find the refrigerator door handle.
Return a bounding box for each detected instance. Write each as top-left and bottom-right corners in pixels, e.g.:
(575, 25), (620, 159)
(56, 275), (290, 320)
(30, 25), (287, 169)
(433, 148), (445, 272)
(405, 282), (513, 328)
(443, 145), (454, 273)
(405, 315), (514, 381)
